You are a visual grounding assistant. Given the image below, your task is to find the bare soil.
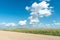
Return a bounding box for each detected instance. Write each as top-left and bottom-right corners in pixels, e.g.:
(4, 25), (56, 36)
(0, 31), (60, 40)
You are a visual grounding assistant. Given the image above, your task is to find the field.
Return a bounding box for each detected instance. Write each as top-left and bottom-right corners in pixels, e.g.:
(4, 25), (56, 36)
(2, 28), (60, 36)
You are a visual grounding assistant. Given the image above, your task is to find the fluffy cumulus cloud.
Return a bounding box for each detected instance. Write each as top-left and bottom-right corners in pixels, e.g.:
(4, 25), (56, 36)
(25, 0), (53, 25)
(19, 20), (27, 25)
(28, 16), (39, 24)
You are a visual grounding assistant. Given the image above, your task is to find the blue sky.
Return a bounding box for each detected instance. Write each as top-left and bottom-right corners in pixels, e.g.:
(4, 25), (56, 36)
(0, 0), (60, 28)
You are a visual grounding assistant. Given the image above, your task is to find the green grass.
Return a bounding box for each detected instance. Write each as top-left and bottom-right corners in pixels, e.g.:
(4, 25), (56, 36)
(2, 28), (60, 36)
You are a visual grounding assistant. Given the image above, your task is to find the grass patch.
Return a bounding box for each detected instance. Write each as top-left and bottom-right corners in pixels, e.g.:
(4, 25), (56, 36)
(2, 28), (60, 36)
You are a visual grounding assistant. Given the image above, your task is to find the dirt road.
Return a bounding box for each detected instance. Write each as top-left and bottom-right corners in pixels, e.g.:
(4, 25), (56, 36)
(0, 31), (60, 40)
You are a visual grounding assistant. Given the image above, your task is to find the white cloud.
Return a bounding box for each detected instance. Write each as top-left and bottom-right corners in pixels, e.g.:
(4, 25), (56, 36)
(28, 16), (39, 24)
(37, 22), (60, 28)
(19, 20), (27, 25)
(54, 23), (60, 26)
(26, 0), (53, 25)
(39, 1), (49, 8)
(25, 6), (30, 10)
(31, 2), (38, 8)
(39, 9), (52, 17)
(5, 23), (16, 27)
(30, 18), (39, 24)
(30, 1), (52, 17)
(0, 22), (16, 27)
(0, 22), (6, 25)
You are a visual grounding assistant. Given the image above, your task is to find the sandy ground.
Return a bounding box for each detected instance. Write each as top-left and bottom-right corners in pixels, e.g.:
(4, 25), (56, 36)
(0, 31), (60, 40)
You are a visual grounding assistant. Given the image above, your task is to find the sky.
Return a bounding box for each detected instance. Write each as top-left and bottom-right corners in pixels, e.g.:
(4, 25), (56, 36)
(0, 0), (60, 28)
